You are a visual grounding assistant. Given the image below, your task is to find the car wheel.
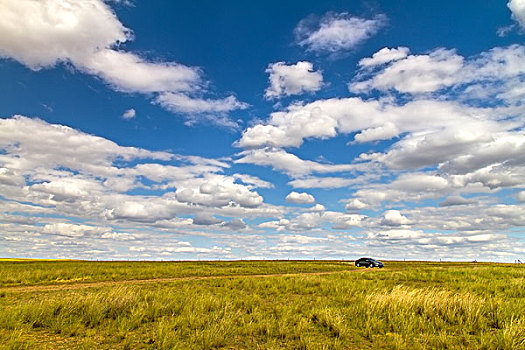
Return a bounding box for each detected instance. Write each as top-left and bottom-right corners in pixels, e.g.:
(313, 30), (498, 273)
(356, 263), (360, 267)
(369, 264), (373, 268)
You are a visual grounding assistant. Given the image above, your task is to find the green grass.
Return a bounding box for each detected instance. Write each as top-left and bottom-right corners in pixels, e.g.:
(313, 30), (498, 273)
(0, 260), (352, 287)
(0, 261), (523, 349)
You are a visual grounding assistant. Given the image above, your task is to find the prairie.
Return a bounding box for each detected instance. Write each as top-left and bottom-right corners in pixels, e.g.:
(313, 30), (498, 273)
(0, 260), (523, 349)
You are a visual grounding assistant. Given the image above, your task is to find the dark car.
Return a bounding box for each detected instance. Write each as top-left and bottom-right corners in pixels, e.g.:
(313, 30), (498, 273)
(355, 257), (383, 268)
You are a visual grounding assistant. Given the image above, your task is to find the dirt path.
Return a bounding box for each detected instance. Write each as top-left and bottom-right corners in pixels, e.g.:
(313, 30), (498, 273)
(1, 269), (367, 293)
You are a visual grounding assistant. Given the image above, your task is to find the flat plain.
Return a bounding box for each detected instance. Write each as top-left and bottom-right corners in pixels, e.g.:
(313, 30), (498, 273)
(0, 260), (523, 349)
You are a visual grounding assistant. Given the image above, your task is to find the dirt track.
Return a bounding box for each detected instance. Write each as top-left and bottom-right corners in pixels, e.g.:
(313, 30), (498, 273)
(0, 269), (368, 293)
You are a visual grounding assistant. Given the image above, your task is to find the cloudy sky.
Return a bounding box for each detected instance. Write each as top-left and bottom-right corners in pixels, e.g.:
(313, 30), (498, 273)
(1, 0), (524, 261)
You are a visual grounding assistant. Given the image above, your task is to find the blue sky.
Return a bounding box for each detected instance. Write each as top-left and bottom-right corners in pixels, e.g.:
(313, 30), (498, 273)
(1, 0), (524, 261)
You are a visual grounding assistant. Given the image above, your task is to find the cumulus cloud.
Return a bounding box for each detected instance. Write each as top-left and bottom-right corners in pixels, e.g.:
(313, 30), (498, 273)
(0, 116), (172, 175)
(365, 228), (516, 257)
(232, 174), (274, 189)
(0, 116), (282, 233)
(156, 93), (248, 114)
(286, 191), (315, 204)
(235, 148), (355, 178)
(351, 45), (525, 95)
(121, 108), (136, 120)
(508, 0), (525, 28)
(101, 232), (136, 241)
(0, 0), (198, 92)
(42, 223), (111, 237)
(309, 204), (326, 212)
(236, 88), (524, 200)
(287, 176), (359, 189)
(353, 122), (399, 143)
(346, 198), (368, 211)
(222, 218), (247, 230)
(368, 229), (424, 241)
(439, 196), (476, 207)
(358, 47), (410, 67)
(381, 210), (410, 226)
(518, 191), (525, 202)
(352, 48), (464, 93)
(265, 61), (323, 99)
(0, 0), (245, 125)
(192, 214), (223, 226)
(104, 199), (178, 223)
(295, 12), (387, 53)
(175, 175), (264, 208)
(279, 234), (328, 244)
(238, 96), (513, 149)
(347, 173), (453, 207)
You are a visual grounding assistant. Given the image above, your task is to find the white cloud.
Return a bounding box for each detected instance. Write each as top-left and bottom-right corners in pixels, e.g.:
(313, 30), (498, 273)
(354, 122), (399, 143)
(155, 93), (248, 115)
(346, 198), (368, 211)
(0, 0), (129, 69)
(381, 210), (410, 226)
(365, 227), (515, 255)
(0, 116), (284, 232)
(104, 199), (178, 223)
(517, 191), (525, 202)
(238, 95), (514, 150)
(232, 174), (274, 189)
(0, 0), (199, 92)
(352, 48), (464, 93)
(222, 218), (247, 230)
(347, 173), (453, 207)
(122, 108), (136, 120)
(81, 50), (200, 94)
(358, 47), (410, 67)
(293, 212), (323, 229)
(42, 223), (110, 238)
(258, 219), (290, 231)
(259, 210), (366, 233)
(286, 191), (315, 204)
(0, 0), (246, 124)
(0, 116), (172, 174)
(279, 234), (328, 244)
(192, 214), (223, 226)
(295, 12), (387, 53)
(265, 61), (323, 99)
(508, 0), (525, 28)
(439, 196), (476, 207)
(236, 148), (355, 177)
(391, 173), (449, 193)
(288, 176), (358, 189)
(175, 175), (265, 208)
(29, 178), (102, 202)
(351, 45), (525, 95)
(309, 204), (326, 212)
(101, 232), (136, 241)
(368, 229), (424, 241)
(325, 212), (366, 229)
(154, 93), (248, 128)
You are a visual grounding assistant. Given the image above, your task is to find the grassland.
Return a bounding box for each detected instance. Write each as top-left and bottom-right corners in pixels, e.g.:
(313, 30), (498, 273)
(0, 260), (523, 349)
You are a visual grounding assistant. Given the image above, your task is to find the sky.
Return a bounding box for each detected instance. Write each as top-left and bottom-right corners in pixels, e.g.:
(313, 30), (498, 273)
(1, 0), (524, 261)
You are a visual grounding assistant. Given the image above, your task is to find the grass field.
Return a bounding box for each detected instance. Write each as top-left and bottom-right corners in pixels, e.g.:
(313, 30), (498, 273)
(0, 260), (523, 349)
